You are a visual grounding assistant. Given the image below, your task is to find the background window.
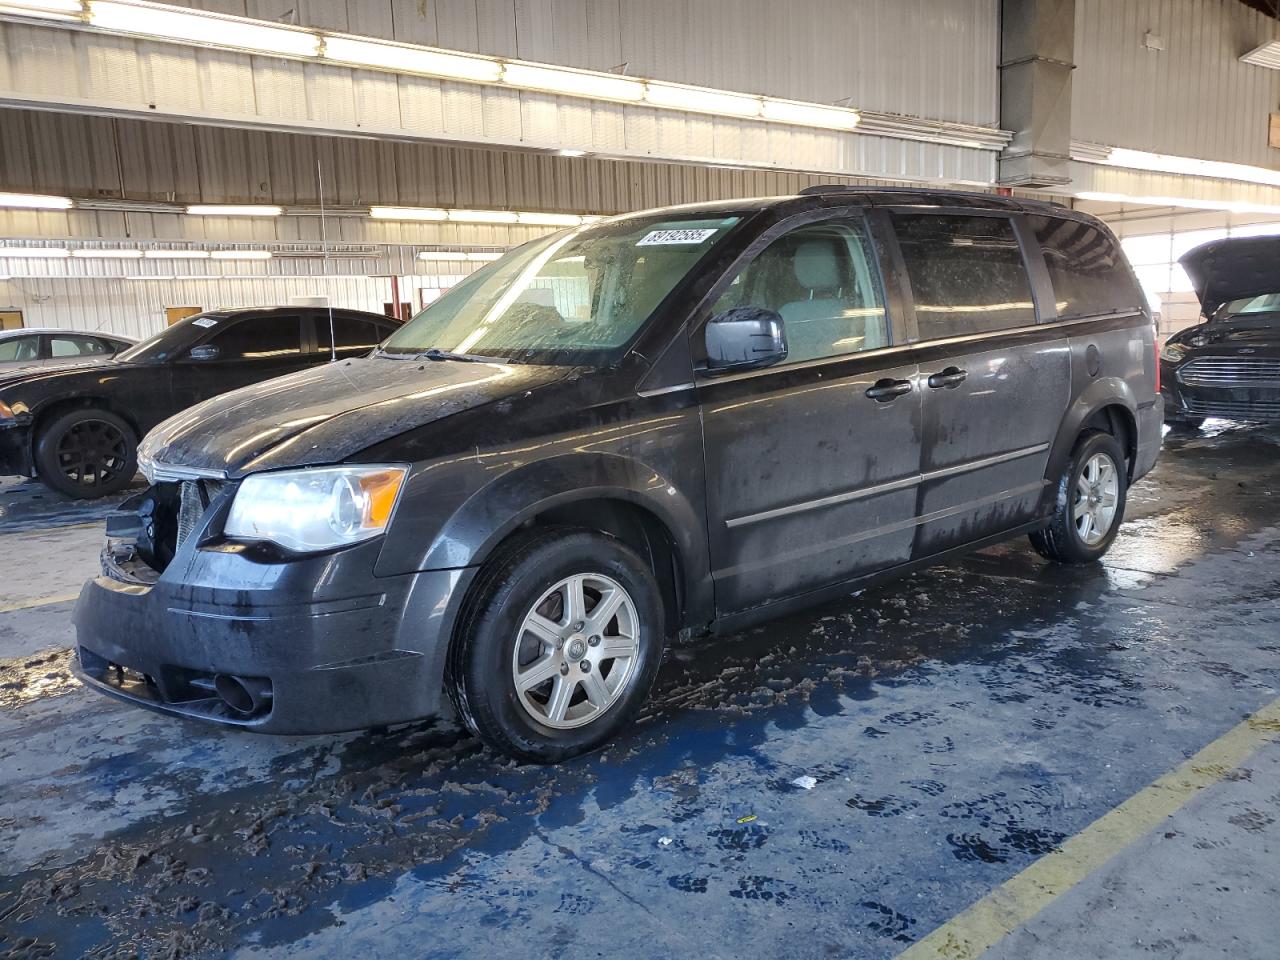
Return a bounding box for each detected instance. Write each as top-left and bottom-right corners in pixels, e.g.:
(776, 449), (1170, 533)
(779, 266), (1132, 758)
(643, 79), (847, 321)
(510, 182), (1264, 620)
(1029, 216), (1142, 320)
(50, 335), (111, 358)
(711, 218), (887, 364)
(207, 315), (302, 360)
(894, 214), (1036, 338)
(316, 314), (383, 352)
(0, 336), (38, 363)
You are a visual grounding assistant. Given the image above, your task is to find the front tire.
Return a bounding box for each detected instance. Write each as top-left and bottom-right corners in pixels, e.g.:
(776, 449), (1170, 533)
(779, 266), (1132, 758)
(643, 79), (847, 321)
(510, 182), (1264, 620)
(1029, 430), (1127, 564)
(33, 408), (138, 499)
(447, 527), (666, 763)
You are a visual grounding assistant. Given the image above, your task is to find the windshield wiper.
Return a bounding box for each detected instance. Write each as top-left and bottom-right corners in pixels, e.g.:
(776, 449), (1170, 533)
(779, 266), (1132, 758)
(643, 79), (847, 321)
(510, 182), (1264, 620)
(415, 347), (511, 363)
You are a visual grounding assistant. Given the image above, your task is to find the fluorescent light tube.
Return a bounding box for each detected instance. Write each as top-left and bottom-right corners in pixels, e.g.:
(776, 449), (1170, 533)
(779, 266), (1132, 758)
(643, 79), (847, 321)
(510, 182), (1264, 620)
(211, 250), (272, 260)
(761, 98), (860, 130)
(501, 62), (644, 102)
(644, 82), (761, 118)
(1241, 41), (1280, 70)
(515, 212), (586, 227)
(0, 247), (70, 258)
(322, 35), (501, 83)
(186, 204), (283, 216)
(1076, 191), (1280, 216)
(144, 249), (211, 259)
(417, 251), (503, 261)
(71, 249), (143, 258)
(447, 209), (520, 224)
(89, 2), (320, 58)
(0, 0), (82, 21)
(1098, 147), (1280, 189)
(369, 206), (450, 221)
(0, 192), (73, 209)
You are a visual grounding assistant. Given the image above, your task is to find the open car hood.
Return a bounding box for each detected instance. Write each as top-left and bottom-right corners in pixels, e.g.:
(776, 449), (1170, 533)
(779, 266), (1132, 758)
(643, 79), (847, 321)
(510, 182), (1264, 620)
(141, 355), (570, 478)
(1180, 235), (1280, 317)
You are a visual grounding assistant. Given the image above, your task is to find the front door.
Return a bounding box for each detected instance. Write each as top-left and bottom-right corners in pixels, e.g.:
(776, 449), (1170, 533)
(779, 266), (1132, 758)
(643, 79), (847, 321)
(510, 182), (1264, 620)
(697, 213), (923, 615)
(889, 212), (1069, 558)
(170, 313), (312, 414)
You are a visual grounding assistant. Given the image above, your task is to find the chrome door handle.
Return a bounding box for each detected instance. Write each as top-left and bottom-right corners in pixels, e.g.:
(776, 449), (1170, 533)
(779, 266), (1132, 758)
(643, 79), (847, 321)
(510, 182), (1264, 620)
(926, 367), (967, 389)
(865, 378), (913, 402)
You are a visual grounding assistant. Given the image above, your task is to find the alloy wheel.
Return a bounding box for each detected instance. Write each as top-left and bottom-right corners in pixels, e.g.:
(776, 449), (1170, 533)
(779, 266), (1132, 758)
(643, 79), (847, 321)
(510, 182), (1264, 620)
(54, 419), (130, 490)
(511, 573), (640, 730)
(1072, 451), (1119, 545)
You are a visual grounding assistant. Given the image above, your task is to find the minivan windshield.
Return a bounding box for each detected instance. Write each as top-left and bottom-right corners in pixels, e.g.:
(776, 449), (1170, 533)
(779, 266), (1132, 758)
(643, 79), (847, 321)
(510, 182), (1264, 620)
(380, 214), (742, 364)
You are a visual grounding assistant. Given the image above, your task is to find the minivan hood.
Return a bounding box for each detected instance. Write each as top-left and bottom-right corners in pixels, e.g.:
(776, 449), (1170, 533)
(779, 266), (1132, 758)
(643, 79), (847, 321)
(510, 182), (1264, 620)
(141, 356), (571, 477)
(1180, 235), (1280, 316)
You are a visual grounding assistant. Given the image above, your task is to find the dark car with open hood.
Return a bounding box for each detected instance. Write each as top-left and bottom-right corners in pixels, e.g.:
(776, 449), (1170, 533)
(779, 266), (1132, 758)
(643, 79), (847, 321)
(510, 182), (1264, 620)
(0, 306), (400, 498)
(1162, 235), (1280, 429)
(73, 188), (1163, 763)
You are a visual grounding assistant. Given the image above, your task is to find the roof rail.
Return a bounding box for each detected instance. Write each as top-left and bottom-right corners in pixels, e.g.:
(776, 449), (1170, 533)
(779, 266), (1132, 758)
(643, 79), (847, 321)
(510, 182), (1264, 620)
(796, 184), (1066, 209)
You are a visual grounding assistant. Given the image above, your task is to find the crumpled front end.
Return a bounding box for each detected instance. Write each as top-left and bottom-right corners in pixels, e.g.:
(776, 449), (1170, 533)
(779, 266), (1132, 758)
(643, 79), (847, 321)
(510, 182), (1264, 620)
(73, 478), (474, 734)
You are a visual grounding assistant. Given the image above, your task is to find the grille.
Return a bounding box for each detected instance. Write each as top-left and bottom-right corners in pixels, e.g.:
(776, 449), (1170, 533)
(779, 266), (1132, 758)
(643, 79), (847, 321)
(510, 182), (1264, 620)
(175, 479), (228, 550)
(1178, 357), (1280, 387)
(1184, 397), (1280, 419)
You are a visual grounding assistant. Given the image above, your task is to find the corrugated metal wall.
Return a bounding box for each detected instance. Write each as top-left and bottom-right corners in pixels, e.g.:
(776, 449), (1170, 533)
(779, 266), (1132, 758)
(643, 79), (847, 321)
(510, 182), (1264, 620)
(0, 109), (970, 230)
(1073, 0), (1280, 168)
(0, 274), (453, 339)
(167, 0), (1000, 125)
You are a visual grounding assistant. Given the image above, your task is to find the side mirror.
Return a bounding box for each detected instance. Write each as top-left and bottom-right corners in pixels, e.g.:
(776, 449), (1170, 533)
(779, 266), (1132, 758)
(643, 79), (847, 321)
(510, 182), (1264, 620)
(704, 307), (788, 373)
(188, 344), (220, 361)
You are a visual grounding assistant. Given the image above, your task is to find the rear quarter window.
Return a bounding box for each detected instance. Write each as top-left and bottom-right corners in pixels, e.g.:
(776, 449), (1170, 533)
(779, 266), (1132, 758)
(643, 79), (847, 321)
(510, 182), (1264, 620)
(1028, 215), (1143, 320)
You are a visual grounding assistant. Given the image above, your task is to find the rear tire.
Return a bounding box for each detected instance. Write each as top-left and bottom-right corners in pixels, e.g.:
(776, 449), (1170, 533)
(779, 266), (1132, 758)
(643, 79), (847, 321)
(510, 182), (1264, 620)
(33, 408), (138, 499)
(447, 527), (666, 763)
(1029, 430), (1127, 564)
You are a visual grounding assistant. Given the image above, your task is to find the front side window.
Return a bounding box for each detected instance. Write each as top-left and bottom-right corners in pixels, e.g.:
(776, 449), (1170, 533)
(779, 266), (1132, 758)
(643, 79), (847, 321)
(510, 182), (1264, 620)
(1028, 215), (1141, 320)
(0, 336), (38, 363)
(894, 214), (1036, 338)
(206, 315), (303, 360)
(709, 217), (887, 364)
(381, 214), (742, 364)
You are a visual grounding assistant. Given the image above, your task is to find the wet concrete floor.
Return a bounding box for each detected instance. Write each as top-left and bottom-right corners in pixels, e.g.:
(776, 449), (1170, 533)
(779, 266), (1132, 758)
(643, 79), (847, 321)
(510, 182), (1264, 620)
(1, 423), (1278, 959)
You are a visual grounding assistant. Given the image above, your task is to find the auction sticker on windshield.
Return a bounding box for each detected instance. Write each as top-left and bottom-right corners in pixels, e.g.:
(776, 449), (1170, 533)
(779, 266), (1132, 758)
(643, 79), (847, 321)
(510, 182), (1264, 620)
(637, 228), (719, 246)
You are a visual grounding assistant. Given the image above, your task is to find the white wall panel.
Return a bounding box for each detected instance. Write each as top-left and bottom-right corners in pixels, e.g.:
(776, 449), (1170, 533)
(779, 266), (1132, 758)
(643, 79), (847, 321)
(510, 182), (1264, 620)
(1074, 0), (1280, 168)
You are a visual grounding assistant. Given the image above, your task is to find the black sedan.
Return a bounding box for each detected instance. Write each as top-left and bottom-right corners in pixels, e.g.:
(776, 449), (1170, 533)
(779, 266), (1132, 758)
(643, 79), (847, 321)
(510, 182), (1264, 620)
(0, 306), (400, 498)
(1162, 235), (1280, 430)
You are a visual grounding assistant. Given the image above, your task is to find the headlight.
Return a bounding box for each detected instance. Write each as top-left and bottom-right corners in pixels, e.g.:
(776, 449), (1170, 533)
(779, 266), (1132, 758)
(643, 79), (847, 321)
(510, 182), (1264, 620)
(225, 465), (408, 552)
(1160, 342), (1189, 363)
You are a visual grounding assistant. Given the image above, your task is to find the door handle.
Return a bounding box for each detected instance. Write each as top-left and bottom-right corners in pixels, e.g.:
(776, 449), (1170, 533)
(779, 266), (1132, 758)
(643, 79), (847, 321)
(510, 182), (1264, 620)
(865, 377), (913, 402)
(926, 366), (967, 389)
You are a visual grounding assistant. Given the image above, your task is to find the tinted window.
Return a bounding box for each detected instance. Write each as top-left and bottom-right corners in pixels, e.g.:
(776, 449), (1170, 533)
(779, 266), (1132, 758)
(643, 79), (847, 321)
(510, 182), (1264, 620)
(1028, 215), (1141, 319)
(206, 315), (302, 360)
(894, 214), (1035, 338)
(711, 217), (887, 363)
(0, 336), (38, 363)
(50, 335), (111, 358)
(315, 314), (383, 352)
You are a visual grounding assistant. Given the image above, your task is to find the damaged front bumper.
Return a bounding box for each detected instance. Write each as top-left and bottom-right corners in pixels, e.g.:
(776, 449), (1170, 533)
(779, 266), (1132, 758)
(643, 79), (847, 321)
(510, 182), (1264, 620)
(72, 484), (474, 734)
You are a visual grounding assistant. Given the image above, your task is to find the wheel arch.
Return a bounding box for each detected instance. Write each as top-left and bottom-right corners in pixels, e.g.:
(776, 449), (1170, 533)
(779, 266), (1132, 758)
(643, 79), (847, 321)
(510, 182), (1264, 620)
(1046, 377), (1139, 487)
(32, 395), (142, 446)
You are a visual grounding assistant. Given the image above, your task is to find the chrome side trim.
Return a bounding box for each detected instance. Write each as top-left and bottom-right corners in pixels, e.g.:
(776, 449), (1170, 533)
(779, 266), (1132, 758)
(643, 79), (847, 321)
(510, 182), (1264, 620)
(715, 480), (1047, 579)
(724, 442), (1049, 529)
(636, 381), (696, 398)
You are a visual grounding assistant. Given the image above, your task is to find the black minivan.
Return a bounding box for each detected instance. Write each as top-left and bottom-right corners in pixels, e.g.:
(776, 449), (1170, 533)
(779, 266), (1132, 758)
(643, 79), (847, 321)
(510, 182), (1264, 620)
(74, 188), (1163, 762)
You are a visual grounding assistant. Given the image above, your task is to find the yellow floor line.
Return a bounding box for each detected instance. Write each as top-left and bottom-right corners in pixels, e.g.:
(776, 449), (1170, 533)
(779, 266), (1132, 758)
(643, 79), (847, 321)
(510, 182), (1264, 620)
(898, 698), (1280, 960)
(0, 591), (82, 614)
